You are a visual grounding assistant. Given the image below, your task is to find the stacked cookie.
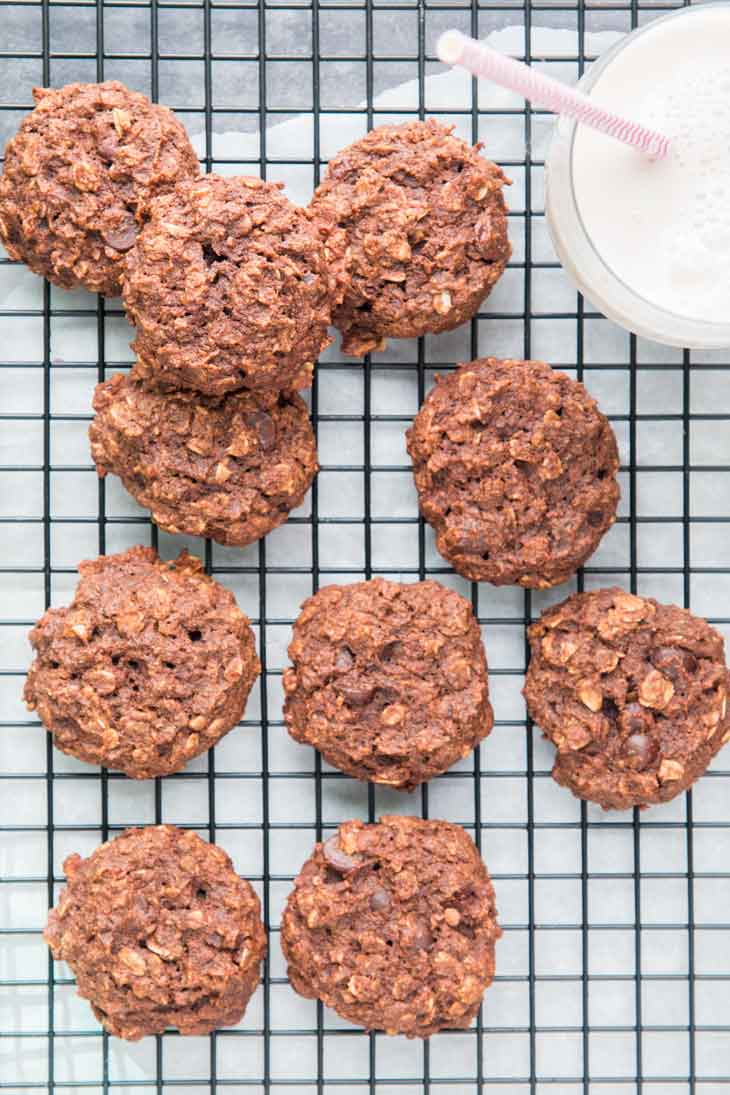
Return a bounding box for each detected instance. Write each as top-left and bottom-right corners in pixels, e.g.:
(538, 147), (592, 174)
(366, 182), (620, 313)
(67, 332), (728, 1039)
(95, 168), (337, 548)
(0, 82), (200, 294)
(308, 119), (511, 356)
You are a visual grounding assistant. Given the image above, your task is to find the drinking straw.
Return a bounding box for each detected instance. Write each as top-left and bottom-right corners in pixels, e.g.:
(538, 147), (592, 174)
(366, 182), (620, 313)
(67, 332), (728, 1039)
(437, 29), (671, 159)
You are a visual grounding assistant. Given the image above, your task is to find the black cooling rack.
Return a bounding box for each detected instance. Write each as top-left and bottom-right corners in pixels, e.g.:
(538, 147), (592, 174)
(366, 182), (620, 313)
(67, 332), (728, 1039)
(2, 0), (730, 1092)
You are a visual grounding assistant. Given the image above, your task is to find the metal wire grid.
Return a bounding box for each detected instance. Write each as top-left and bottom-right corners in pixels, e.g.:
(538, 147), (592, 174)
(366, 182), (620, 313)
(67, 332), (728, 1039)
(2, 0), (730, 1092)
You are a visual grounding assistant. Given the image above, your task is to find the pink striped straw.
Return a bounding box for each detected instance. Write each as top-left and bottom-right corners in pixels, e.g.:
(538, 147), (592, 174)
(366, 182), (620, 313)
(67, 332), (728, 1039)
(437, 30), (671, 159)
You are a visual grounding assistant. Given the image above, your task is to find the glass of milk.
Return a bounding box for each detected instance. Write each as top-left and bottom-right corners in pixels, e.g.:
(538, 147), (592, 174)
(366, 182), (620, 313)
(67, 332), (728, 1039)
(546, 3), (730, 349)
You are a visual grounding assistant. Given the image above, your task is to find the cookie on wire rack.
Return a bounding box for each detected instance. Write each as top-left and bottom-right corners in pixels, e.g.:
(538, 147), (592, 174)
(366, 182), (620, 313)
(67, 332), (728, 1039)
(24, 546), (259, 779)
(122, 173), (349, 394)
(0, 81), (199, 296)
(407, 356), (620, 587)
(524, 587), (730, 809)
(45, 825), (266, 1040)
(281, 816), (501, 1037)
(90, 371), (318, 547)
(309, 119), (511, 356)
(283, 577), (493, 789)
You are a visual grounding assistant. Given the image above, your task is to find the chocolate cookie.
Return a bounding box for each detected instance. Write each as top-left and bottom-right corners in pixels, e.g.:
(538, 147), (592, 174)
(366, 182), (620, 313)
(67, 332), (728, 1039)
(406, 358), (620, 587)
(281, 816), (500, 1037)
(44, 825), (266, 1040)
(0, 81), (199, 296)
(524, 588), (730, 810)
(90, 372), (318, 547)
(24, 546), (259, 779)
(283, 578), (493, 789)
(309, 119), (511, 356)
(122, 174), (348, 394)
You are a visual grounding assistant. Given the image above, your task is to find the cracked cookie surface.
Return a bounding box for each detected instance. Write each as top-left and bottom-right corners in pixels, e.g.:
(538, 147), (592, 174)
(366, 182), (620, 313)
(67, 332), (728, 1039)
(281, 816), (500, 1036)
(24, 546), (259, 779)
(45, 825), (266, 1040)
(309, 119), (510, 356)
(524, 588), (730, 809)
(0, 81), (199, 296)
(90, 372), (318, 547)
(407, 357), (620, 587)
(283, 578), (493, 789)
(122, 173), (348, 394)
